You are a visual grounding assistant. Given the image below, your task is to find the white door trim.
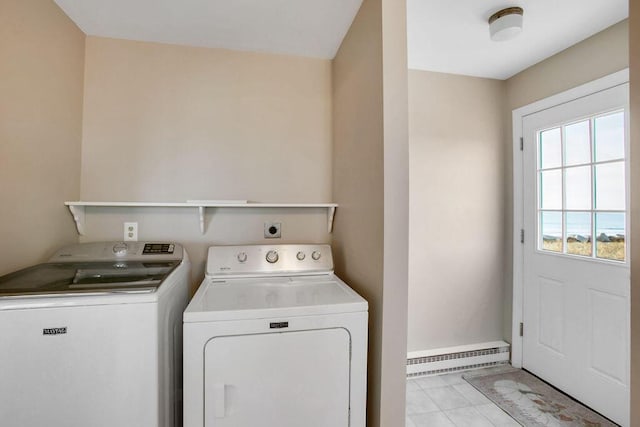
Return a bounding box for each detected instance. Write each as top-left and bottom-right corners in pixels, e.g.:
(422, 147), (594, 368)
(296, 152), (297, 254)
(511, 68), (630, 368)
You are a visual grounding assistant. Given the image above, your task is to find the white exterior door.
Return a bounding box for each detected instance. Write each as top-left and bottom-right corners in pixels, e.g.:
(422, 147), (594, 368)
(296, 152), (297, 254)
(522, 83), (629, 426)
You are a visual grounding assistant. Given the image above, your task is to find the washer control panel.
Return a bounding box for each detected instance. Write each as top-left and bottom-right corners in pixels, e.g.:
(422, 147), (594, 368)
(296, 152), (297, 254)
(206, 244), (333, 277)
(142, 243), (175, 254)
(50, 242), (182, 262)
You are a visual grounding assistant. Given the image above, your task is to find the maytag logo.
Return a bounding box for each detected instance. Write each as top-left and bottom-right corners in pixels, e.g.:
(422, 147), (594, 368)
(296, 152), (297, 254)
(43, 327), (67, 336)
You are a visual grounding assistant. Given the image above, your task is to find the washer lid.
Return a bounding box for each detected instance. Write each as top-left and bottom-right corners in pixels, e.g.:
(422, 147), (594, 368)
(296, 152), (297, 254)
(184, 274), (368, 322)
(0, 261), (180, 297)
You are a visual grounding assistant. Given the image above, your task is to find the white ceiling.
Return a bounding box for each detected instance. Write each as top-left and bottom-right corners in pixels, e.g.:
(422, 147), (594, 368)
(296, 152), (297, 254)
(53, 0), (363, 59)
(54, 0), (628, 80)
(407, 0), (628, 80)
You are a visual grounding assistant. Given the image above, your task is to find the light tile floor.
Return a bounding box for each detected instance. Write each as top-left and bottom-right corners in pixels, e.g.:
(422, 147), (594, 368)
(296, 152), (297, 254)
(406, 369), (521, 427)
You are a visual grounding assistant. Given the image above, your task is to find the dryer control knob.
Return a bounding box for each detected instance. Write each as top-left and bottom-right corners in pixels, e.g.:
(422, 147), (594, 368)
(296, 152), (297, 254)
(237, 252), (248, 263)
(311, 251), (321, 261)
(265, 250), (279, 264)
(113, 242), (128, 255)
(296, 251), (306, 261)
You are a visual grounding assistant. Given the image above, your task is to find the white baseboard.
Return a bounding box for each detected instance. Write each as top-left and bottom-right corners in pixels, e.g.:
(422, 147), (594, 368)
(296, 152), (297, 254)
(407, 341), (510, 378)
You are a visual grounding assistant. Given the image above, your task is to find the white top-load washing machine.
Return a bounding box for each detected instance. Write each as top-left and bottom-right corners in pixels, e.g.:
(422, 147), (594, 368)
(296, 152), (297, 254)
(183, 244), (368, 427)
(0, 242), (190, 427)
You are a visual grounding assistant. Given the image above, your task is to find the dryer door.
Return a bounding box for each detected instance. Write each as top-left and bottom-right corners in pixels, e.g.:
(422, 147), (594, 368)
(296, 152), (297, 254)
(204, 328), (350, 427)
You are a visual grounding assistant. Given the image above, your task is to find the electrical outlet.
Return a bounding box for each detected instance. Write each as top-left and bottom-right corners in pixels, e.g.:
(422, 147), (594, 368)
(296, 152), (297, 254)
(264, 222), (281, 239)
(124, 222), (138, 241)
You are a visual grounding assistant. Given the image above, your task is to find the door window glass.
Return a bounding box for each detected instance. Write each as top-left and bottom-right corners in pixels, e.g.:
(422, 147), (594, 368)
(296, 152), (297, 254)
(541, 211), (562, 253)
(565, 166), (591, 210)
(594, 112), (625, 162)
(540, 170), (562, 210)
(595, 212), (625, 261)
(537, 110), (626, 261)
(539, 128), (562, 169)
(595, 162), (626, 210)
(566, 212), (592, 256)
(565, 120), (591, 166)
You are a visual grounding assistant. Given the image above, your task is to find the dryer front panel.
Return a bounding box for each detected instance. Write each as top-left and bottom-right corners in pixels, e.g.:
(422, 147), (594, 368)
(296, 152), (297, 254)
(203, 328), (350, 427)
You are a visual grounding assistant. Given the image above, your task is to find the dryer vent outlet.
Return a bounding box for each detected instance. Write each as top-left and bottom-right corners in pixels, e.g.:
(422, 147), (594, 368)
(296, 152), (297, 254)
(264, 222), (281, 239)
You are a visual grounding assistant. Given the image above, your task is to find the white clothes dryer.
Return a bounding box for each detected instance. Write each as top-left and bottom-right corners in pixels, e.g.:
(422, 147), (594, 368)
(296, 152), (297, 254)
(0, 242), (190, 427)
(183, 244), (368, 427)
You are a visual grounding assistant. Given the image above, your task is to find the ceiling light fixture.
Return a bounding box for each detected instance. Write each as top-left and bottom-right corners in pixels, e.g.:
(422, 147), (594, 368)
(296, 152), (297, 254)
(488, 7), (524, 41)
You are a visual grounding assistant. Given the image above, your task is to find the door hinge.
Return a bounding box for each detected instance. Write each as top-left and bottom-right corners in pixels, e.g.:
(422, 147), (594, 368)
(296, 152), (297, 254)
(520, 137), (524, 151)
(520, 229), (524, 244)
(519, 322), (524, 337)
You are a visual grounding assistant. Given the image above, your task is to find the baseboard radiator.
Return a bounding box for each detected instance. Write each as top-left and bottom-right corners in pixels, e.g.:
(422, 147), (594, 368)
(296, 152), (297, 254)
(407, 341), (510, 378)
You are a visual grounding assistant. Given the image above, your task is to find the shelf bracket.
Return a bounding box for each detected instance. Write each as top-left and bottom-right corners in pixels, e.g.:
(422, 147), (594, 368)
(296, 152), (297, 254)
(327, 206), (336, 233)
(68, 205), (86, 236)
(198, 206), (206, 234)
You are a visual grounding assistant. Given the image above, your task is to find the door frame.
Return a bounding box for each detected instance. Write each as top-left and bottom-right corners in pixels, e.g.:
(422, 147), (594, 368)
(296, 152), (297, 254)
(511, 68), (630, 367)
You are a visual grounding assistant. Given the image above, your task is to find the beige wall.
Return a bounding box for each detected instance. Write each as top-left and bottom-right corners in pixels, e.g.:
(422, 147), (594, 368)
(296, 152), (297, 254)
(332, 0), (384, 423)
(506, 20), (628, 110)
(380, 0), (409, 424)
(407, 70), (506, 351)
(629, 1), (639, 423)
(332, 0), (408, 425)
(502, 20), (629, 341)
(81, 37), (332, 203)
(80, 37), (333, 285)
(0, 0), (85, 275)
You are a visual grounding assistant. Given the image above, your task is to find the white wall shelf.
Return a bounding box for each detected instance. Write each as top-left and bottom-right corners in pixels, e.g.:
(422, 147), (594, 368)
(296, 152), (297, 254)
(64, 201), (338, 235)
